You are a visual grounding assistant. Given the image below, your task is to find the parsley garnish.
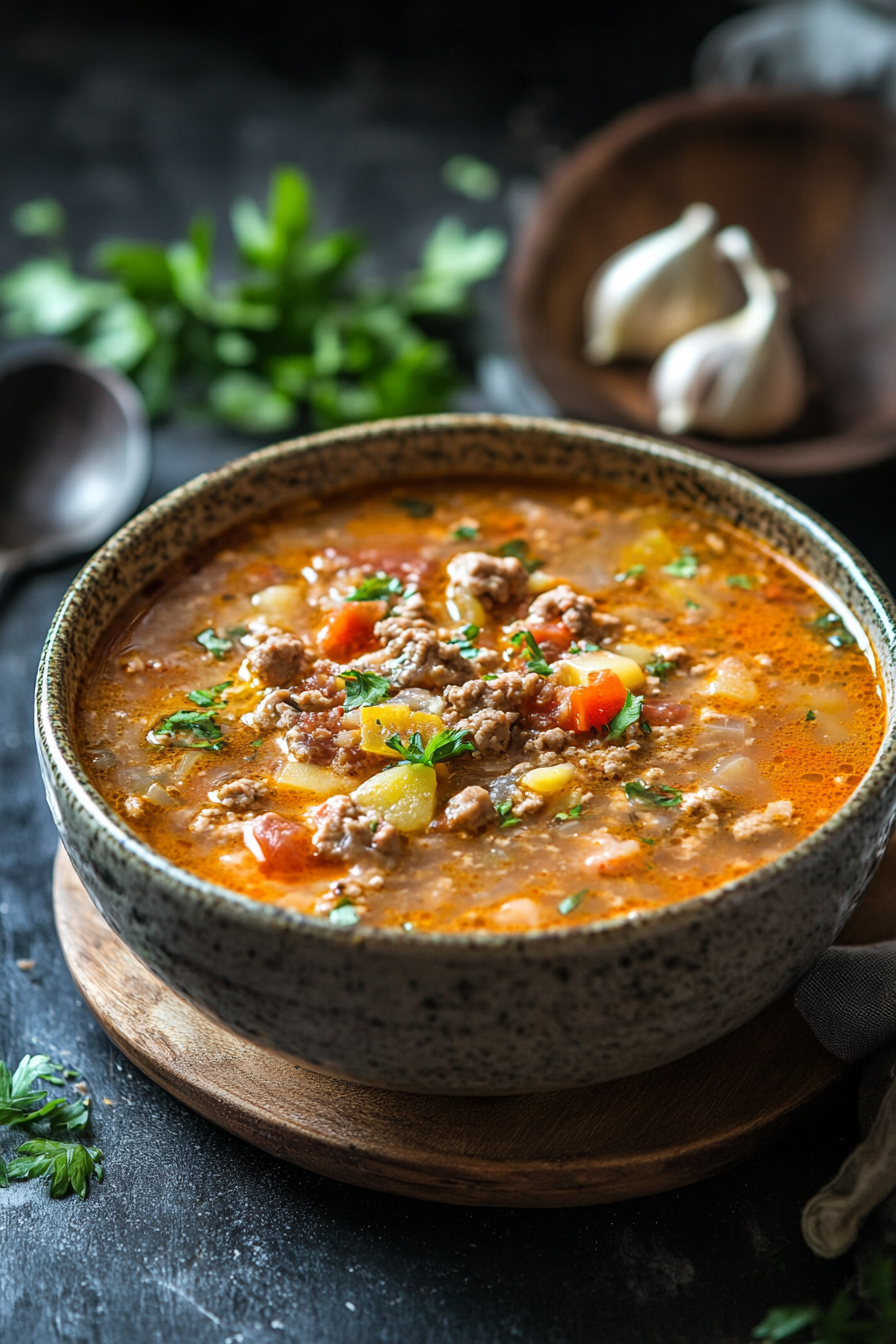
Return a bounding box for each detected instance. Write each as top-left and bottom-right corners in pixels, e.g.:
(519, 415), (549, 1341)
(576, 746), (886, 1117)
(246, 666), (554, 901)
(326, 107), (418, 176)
(451, 524), (479, 541)
(498, 538), (544, 573)
(339, 668), (391, 710)
(329, 898), (360, 927)
(810, 610), (857, 648)
(0, 1055), (89, 1132)
(345, 572), (405, 603)
(495, 800), (520, 828)
(554, 804), (583, 823)
(196, 628), (233, 660)
(510, 629), (552, 676)
(726, 574), (753, 590)
(607, 691), (644, 741)
(558, 889), (588, 915)
(395, 498), (433, 518)
(187, 680), (232, 707)
(482, 672), (498, 681)
(153, 707), (224, 751)
(448, 624), (482, 659)
(663, 550), (699, 579)
(806, 709), (816, 722)
(614, 564), (645, 582)
(644, 658), (675, 679)
(5, 1139), (103, 1200)
(385, 726), (475, 766)
(569, 640), (600, 654)
(623, 779), (683, 808)
(226, 624), (249, 639)
(685, 599), (700, 610)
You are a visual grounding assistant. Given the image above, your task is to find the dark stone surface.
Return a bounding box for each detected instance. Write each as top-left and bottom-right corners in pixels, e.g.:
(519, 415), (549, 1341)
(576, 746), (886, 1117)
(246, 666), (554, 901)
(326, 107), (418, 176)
(2, 18), (896, 1341)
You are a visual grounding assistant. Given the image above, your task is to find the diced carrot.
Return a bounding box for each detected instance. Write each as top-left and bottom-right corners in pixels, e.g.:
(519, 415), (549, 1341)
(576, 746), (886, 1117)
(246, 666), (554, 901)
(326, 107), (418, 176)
(565, 670), (627, 732)
(528, 623), (573, 652)
(244, 812), (311, 874)
(317, 600), (387, 658)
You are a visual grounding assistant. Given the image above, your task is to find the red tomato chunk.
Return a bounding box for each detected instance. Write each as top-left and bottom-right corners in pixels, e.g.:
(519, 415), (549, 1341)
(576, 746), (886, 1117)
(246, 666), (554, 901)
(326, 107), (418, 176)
(244, 812), (309, 874)
(317, 600), (386, 659)
(565, 670), (628, 732)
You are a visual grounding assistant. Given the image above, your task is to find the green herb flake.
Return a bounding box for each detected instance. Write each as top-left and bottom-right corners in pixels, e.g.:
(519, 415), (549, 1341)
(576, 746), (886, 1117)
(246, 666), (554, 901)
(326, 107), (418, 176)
(481, 672), (498, 682)
(329, 899), (361, 928)
(186, 680), (232, 707)
(569, 640), (600, 654)
(395, 497), (434, 519)
(442, 154), (501, 201)
(662, 551), (699, 580)
(805, 709), (816, 722)
(510, 628), (552, 677)
(685, 600), (700, 610)
(726, 574), (753, 590)
(448, 624), (482, 659)
(153, 707), (224, 752)
(339, 668), (391, 710)
(607, 691), (644, 742)
(0, 1054), (90, 1132)
(345, 572), (405, 603)
(226, 624), (249, 639)
(498, 538), (544, 573)
(554, 804), (583, 823)
(639, 836), (657, 846)
(196, 628), (233, 660)
(810, 609), (858, 648)
(752, 1250), (896, 1342)
(558, 889), (588, 916)
(251, 738), (263, 747)
(385, 726), (475, 767)
(623, 779), (683, 808)
(6, 1138), (103, 1200)
(644, 658), (675, 679)
(451, 524), (479, 541)
(614, 564), (646, 582)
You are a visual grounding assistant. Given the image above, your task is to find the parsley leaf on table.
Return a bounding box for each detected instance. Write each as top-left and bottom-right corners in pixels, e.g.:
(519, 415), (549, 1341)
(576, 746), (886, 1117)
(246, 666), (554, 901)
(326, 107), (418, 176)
(0, 168), (505, 430)
(339, 669), (391, 711)
(0, 1055), (89, 1132)
(6, 1139), (103, 1200)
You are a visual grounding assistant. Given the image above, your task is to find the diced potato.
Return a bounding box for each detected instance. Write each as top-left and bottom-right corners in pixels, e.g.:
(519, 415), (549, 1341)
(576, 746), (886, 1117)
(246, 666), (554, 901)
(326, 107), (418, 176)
(276, 760), (356, 797)
(359, 704), (445, 756)
(446, 586), (486, 628)
(711, 754), (773, 802)
(614, 643), (654, 667)
(520, 763), (576, 794)
(701, 656), (759, 705)
(555, 650), (645, 692)
(619, 526), (676, 569)
(527, 570), (560, 595)
(352, 763), (436, 832)
(251, 584), (305, 629)
(583, 832), (641, 874)
(144, 782), (178, 808)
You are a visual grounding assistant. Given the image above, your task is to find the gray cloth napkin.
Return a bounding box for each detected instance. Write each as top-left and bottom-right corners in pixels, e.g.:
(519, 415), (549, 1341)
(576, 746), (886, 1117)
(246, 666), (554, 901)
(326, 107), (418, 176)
(795, 946), (896, 1257)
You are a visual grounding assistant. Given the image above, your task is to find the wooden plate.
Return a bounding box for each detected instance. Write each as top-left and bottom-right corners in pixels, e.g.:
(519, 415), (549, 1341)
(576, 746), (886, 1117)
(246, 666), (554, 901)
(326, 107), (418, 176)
(509, 91), (896, 477)
(53, 844), (896, 1207)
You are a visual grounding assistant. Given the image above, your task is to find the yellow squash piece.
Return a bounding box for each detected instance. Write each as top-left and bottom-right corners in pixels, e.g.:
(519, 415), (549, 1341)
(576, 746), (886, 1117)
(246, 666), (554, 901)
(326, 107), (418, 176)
(352, 763), (437, 832)
(555, 650), (645, 692)
(520, 763), (576, 794)
(276, 761), (357, 797)
(359, 704), (445, 757)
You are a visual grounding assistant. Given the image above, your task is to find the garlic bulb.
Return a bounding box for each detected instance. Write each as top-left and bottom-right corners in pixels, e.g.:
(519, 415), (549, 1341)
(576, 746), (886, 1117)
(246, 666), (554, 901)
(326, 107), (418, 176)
(583, 203), (741, 364)
(650, 227), (807, 440)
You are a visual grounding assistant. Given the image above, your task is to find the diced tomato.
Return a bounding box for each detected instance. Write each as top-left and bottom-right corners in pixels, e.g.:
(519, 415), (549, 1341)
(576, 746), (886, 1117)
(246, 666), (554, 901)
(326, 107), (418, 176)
(762, 584), (789, 601)
(521, 682), (572, 731)
(527, 623), (573, 653)
(641, 698), (690, 727)
(564, 670), (627, 732)
(244, 813), (310, 874)
(317, 600), (387, 658)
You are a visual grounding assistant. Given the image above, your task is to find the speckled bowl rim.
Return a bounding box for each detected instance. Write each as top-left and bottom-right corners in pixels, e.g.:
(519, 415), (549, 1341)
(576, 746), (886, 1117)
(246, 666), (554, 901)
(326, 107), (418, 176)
(37, 413), (896, 956)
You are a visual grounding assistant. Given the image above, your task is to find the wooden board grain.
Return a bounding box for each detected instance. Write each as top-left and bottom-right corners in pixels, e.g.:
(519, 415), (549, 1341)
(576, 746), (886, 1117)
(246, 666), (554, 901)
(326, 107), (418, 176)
(53, 844), (896, 1207)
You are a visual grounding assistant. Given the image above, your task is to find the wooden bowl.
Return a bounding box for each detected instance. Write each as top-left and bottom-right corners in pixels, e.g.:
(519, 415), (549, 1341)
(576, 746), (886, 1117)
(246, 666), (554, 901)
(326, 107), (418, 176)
(509, 91), (896, 477)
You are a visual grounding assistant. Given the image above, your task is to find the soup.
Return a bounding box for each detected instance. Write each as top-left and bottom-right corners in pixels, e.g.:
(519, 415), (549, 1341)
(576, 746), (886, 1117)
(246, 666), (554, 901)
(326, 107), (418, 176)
(76, 480), (885, 933)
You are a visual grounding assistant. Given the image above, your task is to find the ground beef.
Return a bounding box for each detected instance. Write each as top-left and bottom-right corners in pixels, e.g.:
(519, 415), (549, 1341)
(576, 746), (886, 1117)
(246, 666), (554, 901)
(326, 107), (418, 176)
(511, 789), (546, 818)
(455, 707), (518, 755)
(381, 627), (474, 689)
(283, 709), (369, 777)
(527, 585), (621, 641)
(242, 689), (301, 733)
(289, 663), (345, 712)
(680, 786), (728, 819)
(731, 800), (793, 840)
(443, 786), (496, 833)
(309, 795), (404, 867)
(443, 670), (542, 721)
(189, 806), (254, 836)
(246, 632), (309, 687)
(209, 777), (270, 812)
(446, 551), (529, 608)
(524, 727), (570, 756)
(389, 590), (432, 622)
(374, 614), (433, 642)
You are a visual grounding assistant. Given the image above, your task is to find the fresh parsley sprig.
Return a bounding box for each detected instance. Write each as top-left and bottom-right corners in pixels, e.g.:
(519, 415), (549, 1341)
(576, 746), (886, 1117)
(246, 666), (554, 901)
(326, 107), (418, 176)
(4, 1139), (103, 1200)
(663, 551), (699, 580)
(196, 628), (233, 660)
(498, 538), (544, 573)
(623, 779), (683, 808)
(644, 658), (676, 680)
(0, 169), (505, 431)
(510, 629), (552, 677)
(607, 691), (644, 741)
(0, 1055), (89, 1132)
(448, 624), (482, 659)
(152, 707), (225, 752)
(753, 1251), (896, 1343)
(345, 572), (406, 603)
(339, 669), (391, 710)
(186, 680), (232, 707)
(385, 727), (474, 767)
(0, 1052), (101, 1201)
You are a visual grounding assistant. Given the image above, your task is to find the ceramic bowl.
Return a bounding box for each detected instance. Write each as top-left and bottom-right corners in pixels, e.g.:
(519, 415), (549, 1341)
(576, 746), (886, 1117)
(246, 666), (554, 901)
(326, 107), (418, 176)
(36, 414), (896, 1095)
(509, 91), (896, 477)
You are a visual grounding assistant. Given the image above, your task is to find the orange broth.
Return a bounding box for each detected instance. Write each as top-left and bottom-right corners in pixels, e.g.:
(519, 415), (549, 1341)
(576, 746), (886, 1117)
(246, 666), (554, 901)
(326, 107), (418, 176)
(76, 480), (885, 933)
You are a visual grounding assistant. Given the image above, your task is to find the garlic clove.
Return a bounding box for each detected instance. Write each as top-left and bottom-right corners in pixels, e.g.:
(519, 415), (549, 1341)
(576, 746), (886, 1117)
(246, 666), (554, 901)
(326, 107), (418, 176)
(650, 226), (807, 440)
(583, 203), (742, 364)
